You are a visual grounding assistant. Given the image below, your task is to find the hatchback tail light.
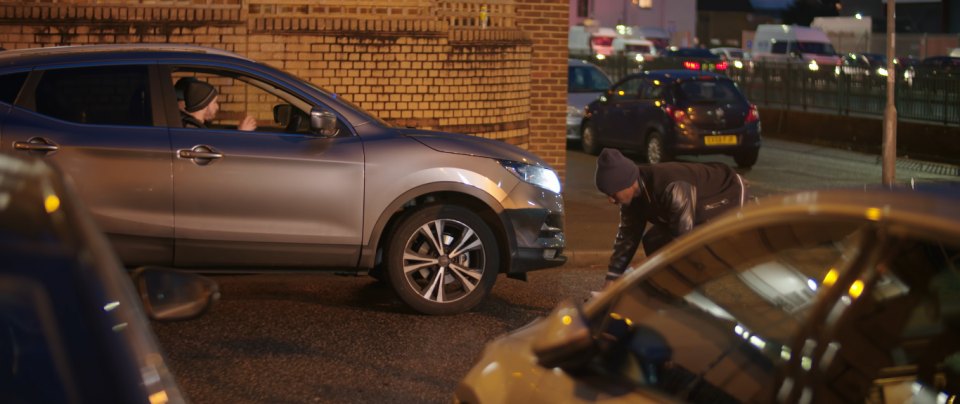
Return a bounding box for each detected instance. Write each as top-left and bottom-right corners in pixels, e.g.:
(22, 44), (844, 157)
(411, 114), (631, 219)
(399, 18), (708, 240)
(664, 105), (688, 124)
(683, 61), (701, 71)
(745, 104), (760, 124)
(716, 61), (729, 71)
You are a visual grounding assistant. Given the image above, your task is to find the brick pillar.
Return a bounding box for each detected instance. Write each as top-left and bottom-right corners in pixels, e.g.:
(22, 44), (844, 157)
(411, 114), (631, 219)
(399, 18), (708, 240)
(515, 0), (568, 180)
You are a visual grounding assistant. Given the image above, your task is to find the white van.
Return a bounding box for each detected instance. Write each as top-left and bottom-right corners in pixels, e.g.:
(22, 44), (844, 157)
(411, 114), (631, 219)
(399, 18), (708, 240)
(613, 37), (658, 62)
(751, 24), (840, 69)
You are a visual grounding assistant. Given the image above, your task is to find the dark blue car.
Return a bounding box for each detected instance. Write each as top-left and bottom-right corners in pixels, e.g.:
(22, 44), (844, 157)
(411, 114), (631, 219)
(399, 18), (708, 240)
(581, 70), (761, 168)
(0, 153), (217, 403)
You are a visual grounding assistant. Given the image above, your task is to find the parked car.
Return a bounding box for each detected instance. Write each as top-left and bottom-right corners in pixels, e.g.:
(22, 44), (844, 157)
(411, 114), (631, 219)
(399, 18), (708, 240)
(568, 58), (612, 143)
(0, 153), (218, 403)
(580, 70), (761, 168)
(710, 47), (751, 70)
(0, 44), (566, 315)
(456, 184), (960, 404)
(646, 47), (729, 73)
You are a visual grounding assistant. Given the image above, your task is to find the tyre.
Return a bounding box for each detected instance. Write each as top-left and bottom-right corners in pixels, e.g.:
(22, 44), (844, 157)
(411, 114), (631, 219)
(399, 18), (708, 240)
(734, 147), (759, 169)
(581, 123), (601, 155)
(644, 131), (670, 164)
(386, 205), (499, 315)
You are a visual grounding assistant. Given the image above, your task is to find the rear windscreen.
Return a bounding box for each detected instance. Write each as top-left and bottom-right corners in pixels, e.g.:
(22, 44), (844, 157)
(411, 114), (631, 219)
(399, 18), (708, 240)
(677, 80), (745, 104)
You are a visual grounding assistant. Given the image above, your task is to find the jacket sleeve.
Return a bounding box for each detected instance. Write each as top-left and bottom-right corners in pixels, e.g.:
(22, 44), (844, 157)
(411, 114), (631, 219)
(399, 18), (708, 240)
(661, 181), (695, 237)
(607, 205), (646, 281)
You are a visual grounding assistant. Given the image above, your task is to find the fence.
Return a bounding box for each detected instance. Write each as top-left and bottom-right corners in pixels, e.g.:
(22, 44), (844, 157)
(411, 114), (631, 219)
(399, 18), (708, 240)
(574, 53), (960, 126)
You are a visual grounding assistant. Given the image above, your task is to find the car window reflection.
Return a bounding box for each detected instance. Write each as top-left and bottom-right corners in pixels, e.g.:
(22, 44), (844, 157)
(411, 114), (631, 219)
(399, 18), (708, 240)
(598, 219), (865, 402)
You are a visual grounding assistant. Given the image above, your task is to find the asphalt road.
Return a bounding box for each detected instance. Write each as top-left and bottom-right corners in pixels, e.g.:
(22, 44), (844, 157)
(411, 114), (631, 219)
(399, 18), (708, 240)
(154, 138), (957, 404)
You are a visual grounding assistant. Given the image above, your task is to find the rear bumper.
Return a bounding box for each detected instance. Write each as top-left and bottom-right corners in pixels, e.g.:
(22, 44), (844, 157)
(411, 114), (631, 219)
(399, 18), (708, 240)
(670, 123), (762, 155)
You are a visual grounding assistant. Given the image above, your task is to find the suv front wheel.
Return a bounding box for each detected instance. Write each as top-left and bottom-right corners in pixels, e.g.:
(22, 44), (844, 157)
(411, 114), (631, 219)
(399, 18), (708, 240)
(386, 205), (499, 315)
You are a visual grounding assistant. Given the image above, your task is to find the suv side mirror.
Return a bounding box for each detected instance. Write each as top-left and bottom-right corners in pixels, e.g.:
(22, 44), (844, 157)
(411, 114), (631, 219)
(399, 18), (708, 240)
(531, 300), (596, 370)
(132, 266), (219, 322)
(310, 108), (340, 137)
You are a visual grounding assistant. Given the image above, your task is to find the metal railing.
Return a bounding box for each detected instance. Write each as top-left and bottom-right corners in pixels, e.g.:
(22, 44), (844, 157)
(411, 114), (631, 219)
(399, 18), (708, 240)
(575, 53), (960, 126)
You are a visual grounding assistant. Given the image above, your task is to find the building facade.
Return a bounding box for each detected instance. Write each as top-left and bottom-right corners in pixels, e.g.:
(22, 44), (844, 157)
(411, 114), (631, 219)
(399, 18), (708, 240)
(569, 0), (697, 46)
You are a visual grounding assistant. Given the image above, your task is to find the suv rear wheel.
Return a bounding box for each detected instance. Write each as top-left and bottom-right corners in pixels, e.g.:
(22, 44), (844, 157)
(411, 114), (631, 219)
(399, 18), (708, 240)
(386, 205), (499, 315)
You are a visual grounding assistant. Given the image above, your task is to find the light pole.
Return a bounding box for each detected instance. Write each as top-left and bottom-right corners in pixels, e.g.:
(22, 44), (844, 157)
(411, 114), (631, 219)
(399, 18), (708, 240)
(882, 0), (897, 186)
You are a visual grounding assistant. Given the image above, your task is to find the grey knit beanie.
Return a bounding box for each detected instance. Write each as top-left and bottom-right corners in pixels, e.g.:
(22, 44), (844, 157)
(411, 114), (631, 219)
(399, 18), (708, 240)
(595, 148), (639, 195)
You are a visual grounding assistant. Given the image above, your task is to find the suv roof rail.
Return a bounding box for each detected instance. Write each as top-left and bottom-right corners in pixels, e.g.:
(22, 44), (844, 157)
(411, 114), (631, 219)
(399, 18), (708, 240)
(0, 43), (251, 61)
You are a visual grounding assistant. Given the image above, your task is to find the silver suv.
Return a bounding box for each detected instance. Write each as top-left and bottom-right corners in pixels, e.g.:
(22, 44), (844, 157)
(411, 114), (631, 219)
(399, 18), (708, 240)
(0, 44), (566, 315)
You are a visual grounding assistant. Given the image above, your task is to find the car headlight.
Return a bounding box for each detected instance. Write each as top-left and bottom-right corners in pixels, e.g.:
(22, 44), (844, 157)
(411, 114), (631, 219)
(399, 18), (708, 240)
(877, 67), (889, 76)
(500, 161), (561, 194)
(808, 60), (819, 71)
(567, 105), (584, 119)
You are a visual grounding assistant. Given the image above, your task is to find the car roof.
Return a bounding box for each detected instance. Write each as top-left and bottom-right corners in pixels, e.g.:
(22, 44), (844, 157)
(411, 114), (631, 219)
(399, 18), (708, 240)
(0, 44), (252, 68)
(568, 58), (602, 67)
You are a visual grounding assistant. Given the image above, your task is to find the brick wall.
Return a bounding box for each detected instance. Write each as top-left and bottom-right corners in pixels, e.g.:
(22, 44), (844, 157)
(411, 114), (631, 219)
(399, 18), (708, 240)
(0, 0), (568, 177)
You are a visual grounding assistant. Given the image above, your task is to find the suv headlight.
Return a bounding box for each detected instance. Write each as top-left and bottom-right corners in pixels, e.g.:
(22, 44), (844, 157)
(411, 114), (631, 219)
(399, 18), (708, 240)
(500, 161), (561, 194)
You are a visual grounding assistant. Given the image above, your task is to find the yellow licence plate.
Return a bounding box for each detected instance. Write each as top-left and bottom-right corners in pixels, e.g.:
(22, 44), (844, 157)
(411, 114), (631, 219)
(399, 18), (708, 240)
(704, 135), (738, 146)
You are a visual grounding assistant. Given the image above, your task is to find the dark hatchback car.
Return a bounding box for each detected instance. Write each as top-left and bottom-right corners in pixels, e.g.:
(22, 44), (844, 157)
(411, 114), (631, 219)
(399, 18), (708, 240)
(0, 44), (566, 315)
(458, 184), (960, 403)
(580, 70), (761, 168)
(0, 153), (218, 403)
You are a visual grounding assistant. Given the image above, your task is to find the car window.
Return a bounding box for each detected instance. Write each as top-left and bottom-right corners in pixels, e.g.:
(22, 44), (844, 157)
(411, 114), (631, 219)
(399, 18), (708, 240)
(569, 65), (611, 93)
(610, 77), (643, 101)
(639, 79), (664, 100)
(596, 219), (866, 403)
(771, 41), (788, 54)
(170, 68), (346, 136)
(677, 80), (744, 104)
(32, 66), (152, 126)
(668, 48), (716, 59)
(805, 239), (960, 403)
(795, 41), (836, 56)
(0, 72), (27, 105)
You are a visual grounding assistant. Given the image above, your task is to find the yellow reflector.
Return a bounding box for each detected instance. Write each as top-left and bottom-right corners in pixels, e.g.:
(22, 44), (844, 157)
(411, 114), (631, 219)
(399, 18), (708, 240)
(865, 207), (882, 221)
(44, 195), (60, 214)
(823, 269), (839, 287)
(561, 315), (572, 325)
(849, 280), (865, 298)
(148, 390), (169, 404)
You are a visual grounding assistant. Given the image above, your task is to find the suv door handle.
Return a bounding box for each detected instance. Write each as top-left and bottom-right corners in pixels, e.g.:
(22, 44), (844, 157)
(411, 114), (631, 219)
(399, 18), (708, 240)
(178, 145), (223, 165)
(14, 137), (60, 153)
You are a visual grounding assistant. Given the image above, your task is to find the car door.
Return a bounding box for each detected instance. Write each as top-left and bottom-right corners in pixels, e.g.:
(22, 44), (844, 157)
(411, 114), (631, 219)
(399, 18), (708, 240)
(161, 66), (364, 268)
(599, 76), (644, 147)
(0, 63), (174, 266)
(620, 79), (664, 149)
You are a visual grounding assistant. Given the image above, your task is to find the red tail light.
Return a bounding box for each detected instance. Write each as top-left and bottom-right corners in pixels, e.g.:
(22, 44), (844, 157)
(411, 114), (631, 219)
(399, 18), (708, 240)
(664, 105), (688, 124)
(683, 61), (701, 70)
(716, 61), (729, 71)
(745, 104), (760, 124)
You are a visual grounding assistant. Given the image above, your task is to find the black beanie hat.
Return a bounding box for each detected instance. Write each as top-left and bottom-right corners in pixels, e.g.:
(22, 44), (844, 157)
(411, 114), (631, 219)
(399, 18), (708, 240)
(595, 148), (639, 195)
(175, 77), (199, 102)
(184, 81), (217, 113)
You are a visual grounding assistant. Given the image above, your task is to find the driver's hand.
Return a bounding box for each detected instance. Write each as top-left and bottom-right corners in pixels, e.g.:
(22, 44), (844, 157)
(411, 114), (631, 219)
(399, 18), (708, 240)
(238, 115), (257, 131)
